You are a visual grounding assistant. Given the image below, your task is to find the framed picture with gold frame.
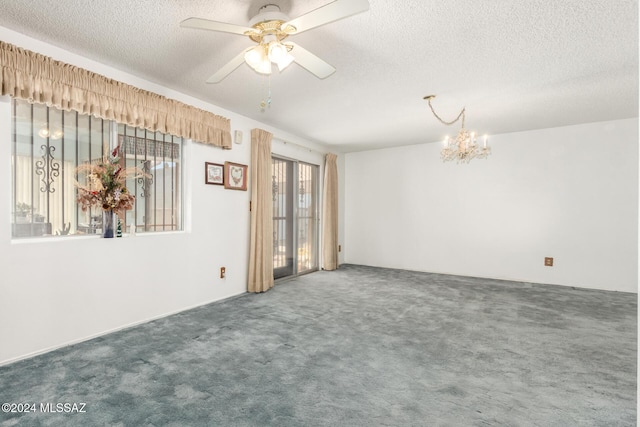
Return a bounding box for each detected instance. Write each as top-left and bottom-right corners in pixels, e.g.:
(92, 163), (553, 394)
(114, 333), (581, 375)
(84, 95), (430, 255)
(205, 162), (224, 185)
(224, 162), (248, 191)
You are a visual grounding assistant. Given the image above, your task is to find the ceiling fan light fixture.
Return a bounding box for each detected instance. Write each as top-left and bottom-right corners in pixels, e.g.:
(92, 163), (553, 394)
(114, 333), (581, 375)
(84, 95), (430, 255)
(267, 41), (288, 63)
(244, 45), (264, 69)
(276, 51), (295, 71)
(254, 56), (273, 75)
(38, 127), (50, 139)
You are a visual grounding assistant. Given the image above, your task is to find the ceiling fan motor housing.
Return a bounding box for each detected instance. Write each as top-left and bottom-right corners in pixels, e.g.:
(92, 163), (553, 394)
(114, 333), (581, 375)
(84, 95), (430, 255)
(249, 4), (290, 27)
(247, 4), (295, 44)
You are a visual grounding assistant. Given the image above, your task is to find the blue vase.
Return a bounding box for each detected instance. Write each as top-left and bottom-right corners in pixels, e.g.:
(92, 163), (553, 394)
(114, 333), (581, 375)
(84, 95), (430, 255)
(102, 210), (115, 238)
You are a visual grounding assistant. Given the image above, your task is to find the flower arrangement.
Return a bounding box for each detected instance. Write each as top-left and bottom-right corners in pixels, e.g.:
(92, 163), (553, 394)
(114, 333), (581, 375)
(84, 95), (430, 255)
(75, 145), (148, 218)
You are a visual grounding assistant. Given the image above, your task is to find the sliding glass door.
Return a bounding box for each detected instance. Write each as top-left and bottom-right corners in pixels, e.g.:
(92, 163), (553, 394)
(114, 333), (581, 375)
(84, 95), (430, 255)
(272, 157), (319, 280)
(273, 157), (294, 279)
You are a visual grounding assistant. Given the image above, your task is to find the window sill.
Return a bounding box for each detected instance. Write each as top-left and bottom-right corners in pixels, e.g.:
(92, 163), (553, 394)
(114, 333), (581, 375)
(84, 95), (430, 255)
(11, 230), (186, 244)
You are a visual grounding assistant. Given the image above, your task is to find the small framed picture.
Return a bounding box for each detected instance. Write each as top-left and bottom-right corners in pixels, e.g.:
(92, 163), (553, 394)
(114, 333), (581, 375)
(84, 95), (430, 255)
(205, 162), (224, 185)
(224, 162), (248, 191)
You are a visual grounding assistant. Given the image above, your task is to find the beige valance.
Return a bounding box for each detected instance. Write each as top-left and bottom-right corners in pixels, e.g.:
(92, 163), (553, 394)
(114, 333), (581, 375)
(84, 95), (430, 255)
(0, 40), (232, 149)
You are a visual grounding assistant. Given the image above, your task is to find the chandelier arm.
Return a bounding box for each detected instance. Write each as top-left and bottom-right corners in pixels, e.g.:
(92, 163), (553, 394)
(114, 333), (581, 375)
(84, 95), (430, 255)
(424, 96), (466, 127)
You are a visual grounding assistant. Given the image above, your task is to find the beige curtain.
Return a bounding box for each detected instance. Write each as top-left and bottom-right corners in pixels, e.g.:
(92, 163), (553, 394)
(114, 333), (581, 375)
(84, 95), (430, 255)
(0, 40), (232, 148)
(248, 129), (274, 293)
(322, 153), (339, 270)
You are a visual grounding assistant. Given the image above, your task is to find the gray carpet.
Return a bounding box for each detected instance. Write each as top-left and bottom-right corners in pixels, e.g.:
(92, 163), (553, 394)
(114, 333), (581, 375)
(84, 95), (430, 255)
(0, 264), (636, 426)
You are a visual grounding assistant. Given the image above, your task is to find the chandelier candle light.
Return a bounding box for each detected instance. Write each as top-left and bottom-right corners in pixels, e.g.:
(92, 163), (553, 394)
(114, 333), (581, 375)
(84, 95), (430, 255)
(424, 95), (491, 163)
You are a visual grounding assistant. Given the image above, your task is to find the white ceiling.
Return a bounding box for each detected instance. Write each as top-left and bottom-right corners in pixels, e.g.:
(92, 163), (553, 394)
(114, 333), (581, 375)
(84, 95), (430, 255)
(0, 0), (637, 152)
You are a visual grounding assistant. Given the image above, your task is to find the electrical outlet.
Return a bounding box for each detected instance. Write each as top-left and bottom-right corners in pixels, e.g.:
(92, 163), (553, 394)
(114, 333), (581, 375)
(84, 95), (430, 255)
(338, 245), (342, 252)
(544, 257), (553, 267)
(220, 267), (226, 279)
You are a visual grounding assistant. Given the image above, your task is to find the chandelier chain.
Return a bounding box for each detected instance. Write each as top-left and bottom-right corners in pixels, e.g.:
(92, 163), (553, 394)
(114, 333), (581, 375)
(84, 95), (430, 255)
(425, 96), (466, 128)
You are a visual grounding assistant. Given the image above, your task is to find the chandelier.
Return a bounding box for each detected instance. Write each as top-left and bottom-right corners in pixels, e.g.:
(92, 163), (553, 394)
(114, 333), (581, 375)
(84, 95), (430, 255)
(424, 95), (490, 163)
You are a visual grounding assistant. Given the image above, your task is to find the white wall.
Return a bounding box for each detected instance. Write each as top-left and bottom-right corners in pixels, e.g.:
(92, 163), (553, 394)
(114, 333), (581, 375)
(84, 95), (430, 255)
(344, 119), (639, 293)
(0, 27), (330, 365)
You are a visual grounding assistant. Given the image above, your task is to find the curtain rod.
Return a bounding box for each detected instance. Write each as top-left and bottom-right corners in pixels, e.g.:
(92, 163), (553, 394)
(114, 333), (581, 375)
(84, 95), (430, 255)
(273, 137), (329, 156)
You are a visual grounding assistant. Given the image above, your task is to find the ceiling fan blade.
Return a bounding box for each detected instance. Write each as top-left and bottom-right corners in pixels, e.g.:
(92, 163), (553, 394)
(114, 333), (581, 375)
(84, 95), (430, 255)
(206, 48), (251, 83)
(283, 0), (369, 34)
(180, 17), (256, 36)
(287, 42), (336, 79)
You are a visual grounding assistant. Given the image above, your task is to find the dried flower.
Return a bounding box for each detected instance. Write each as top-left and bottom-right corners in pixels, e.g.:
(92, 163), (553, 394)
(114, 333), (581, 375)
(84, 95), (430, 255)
(75, 146), (149, 218)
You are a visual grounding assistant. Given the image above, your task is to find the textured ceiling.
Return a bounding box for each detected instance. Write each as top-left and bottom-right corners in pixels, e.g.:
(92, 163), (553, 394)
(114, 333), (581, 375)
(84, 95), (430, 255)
(0, 0), (637, 151)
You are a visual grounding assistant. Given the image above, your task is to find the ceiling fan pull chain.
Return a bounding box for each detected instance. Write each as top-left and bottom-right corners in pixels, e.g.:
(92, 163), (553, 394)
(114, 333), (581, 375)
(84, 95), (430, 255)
(259, 74), (273, 112)
(259, 74), (266, 111)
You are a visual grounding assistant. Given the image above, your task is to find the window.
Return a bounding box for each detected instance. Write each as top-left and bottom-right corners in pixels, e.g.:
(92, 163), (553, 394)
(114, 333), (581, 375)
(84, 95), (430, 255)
(10, 99), (183, 238)
(117, 124), (182, 233)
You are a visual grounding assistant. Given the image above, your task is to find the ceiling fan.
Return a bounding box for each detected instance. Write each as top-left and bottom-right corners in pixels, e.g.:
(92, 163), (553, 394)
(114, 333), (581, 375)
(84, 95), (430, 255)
(180, 0), (369, 83)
